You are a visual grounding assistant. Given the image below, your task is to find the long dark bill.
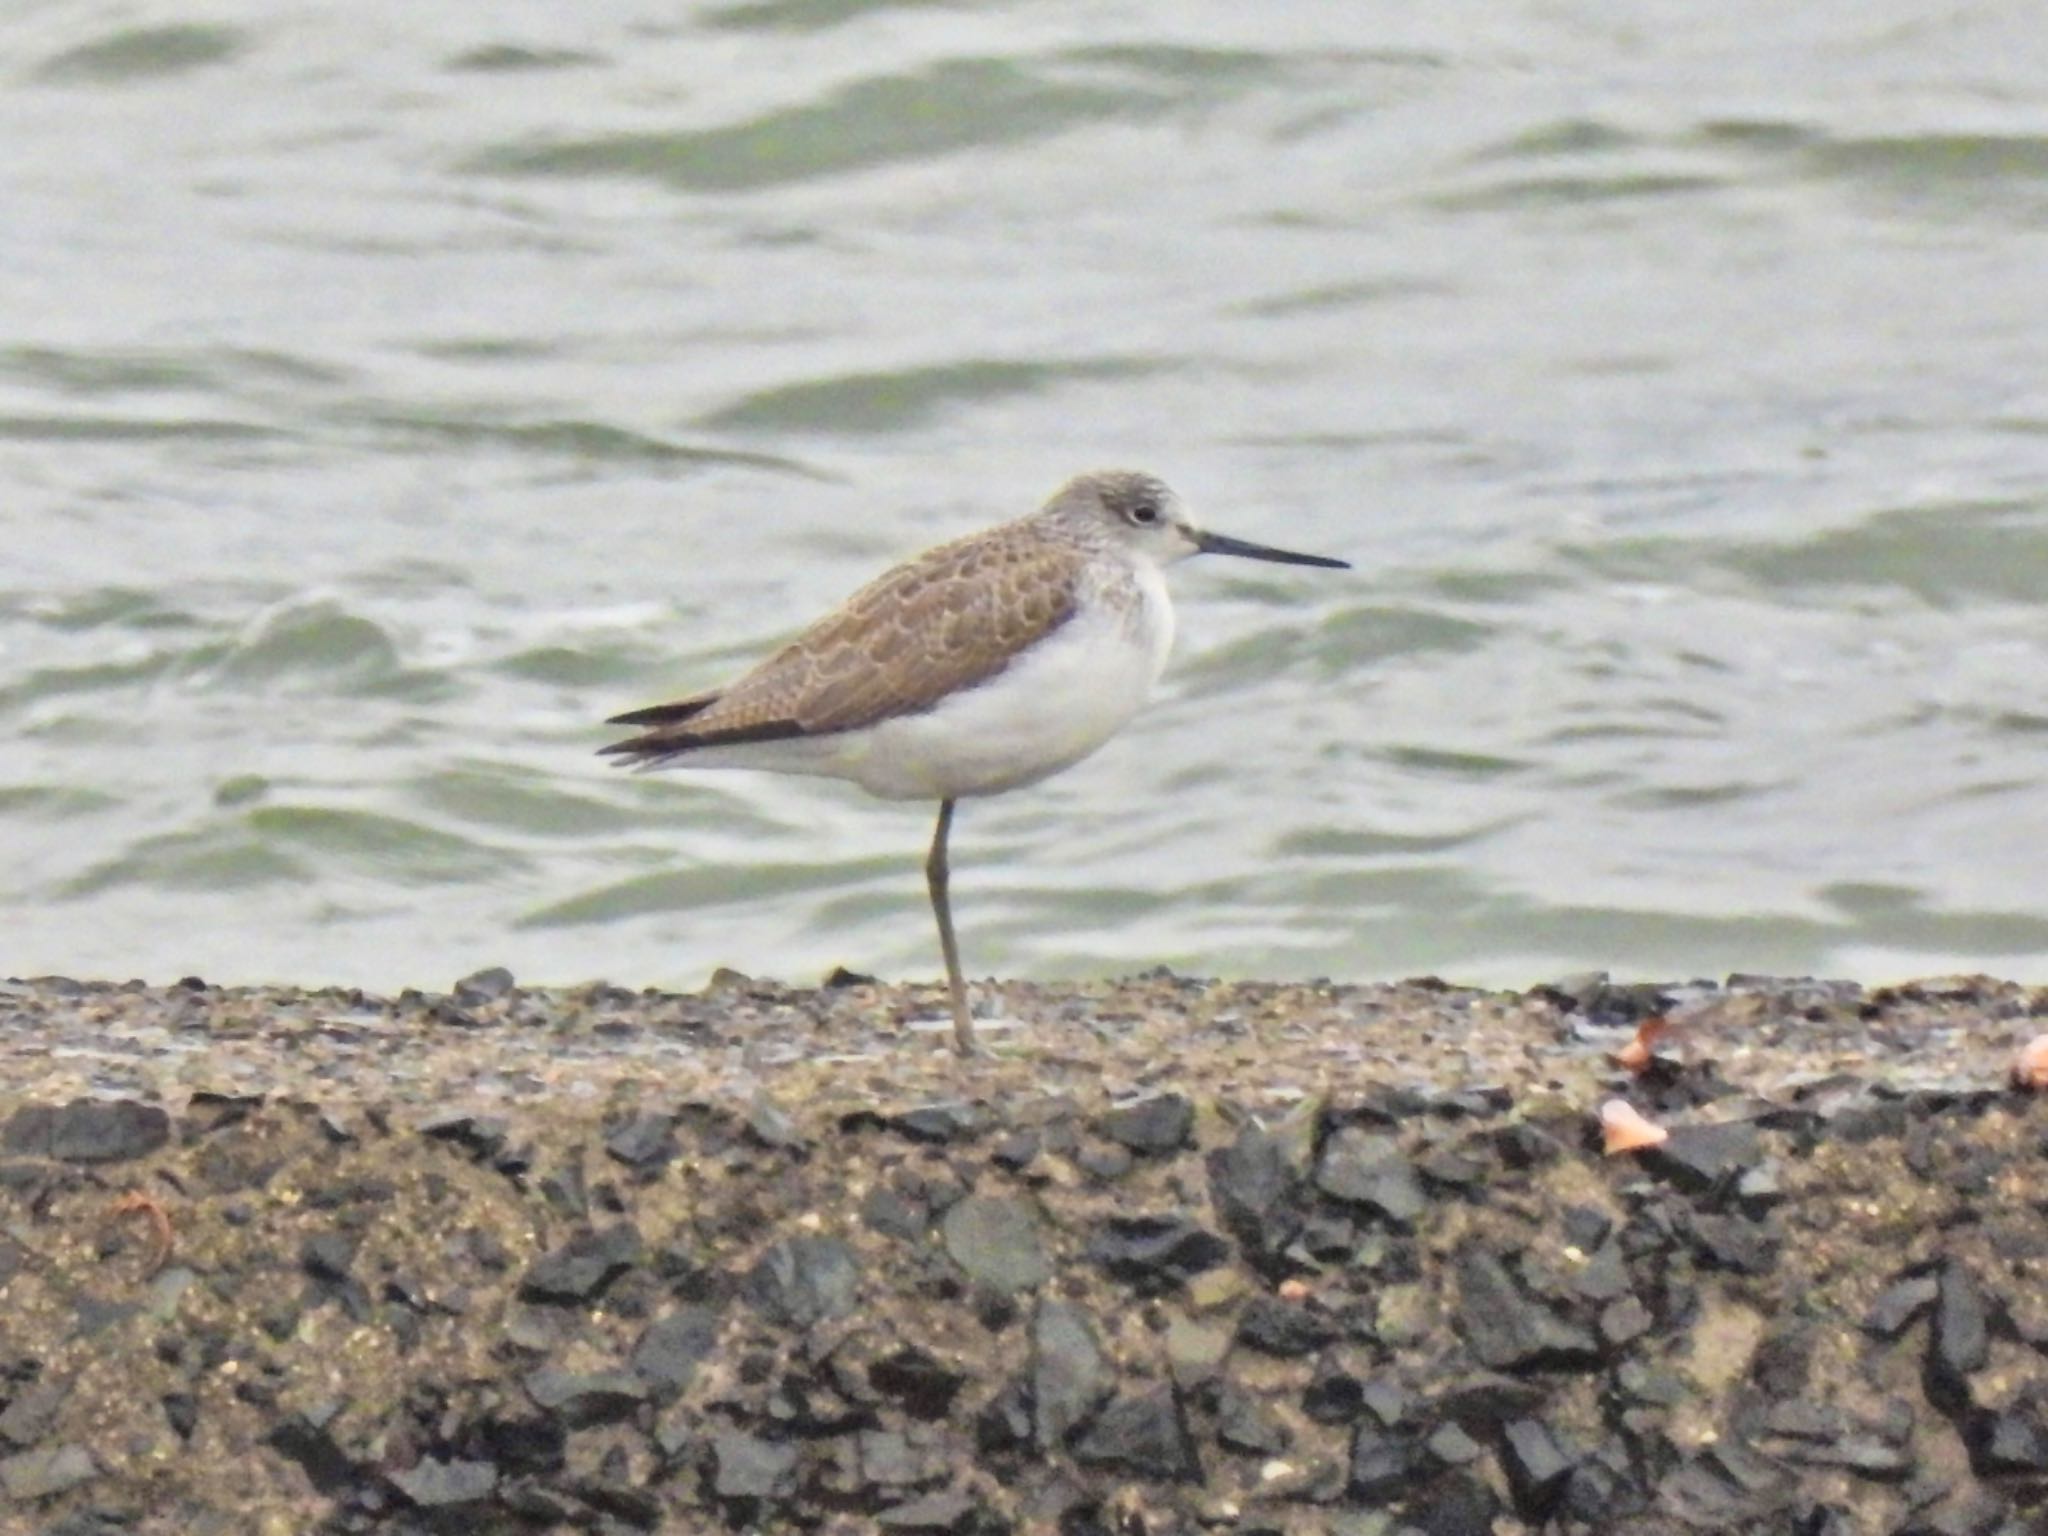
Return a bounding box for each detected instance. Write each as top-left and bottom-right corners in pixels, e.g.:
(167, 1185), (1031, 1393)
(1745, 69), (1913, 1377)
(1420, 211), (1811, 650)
(1196, 529), (1350, 569)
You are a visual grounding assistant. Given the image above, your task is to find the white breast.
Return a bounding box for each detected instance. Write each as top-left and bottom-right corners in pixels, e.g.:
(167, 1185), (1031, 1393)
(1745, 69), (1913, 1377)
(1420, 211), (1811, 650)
(846, 560), (1175, 800)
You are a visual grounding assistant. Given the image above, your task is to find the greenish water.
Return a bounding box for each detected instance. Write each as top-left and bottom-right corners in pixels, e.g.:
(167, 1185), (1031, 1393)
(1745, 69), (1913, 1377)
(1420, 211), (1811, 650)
(4, 3), (2048, 993)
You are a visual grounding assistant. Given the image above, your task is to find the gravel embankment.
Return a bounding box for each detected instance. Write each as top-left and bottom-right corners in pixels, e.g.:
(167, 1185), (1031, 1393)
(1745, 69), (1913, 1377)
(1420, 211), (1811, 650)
(3, 968), (2048, 1535)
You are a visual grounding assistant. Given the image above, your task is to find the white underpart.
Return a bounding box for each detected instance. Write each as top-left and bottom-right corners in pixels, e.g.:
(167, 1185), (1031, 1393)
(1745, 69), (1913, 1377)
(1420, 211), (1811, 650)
(662, 558), (1176, 801)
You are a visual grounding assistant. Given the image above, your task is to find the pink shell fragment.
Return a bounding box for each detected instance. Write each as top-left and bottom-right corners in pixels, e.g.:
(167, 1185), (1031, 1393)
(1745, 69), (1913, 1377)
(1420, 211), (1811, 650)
(1600, 1099), (1670, 1154)
(2013, 1034), (2048, 1091)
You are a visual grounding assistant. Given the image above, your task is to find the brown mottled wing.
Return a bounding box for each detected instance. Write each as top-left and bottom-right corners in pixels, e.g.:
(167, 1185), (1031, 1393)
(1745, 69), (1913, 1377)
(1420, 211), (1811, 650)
(601, 525), (1083, 764)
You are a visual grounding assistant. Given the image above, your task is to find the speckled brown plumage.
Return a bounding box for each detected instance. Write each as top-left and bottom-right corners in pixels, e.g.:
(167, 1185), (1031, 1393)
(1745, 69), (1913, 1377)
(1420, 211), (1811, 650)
(601, 519), (1089, 764)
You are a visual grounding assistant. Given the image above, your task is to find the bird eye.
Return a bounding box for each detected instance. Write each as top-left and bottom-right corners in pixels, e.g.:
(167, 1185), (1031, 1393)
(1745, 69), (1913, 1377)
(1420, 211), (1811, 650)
(1129, 503), (1159, 525)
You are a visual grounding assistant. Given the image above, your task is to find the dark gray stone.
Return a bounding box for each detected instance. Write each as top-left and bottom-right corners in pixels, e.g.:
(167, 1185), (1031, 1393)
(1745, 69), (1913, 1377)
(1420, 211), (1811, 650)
(1425, 1421), (1484, 1467)
(746, 1236), (859, 1327)
(1075, 1143), (1133, 1180)
(1207, 1124), (1302, 1264)
(539, 1156), (588, 1220)
(1410, 1470), (1503, 1536)
(1656, 1441), (1794, 1528)
(1895, 1491), (2007, 1536)
(1559, 1454), (1628, 1524)
(1762, 1398), (1849, 1441)
(475, 1409), (564, 1475)
(1930, 1260), (1991, 1412)
(1301, 1353), (1366, 1423)
(519, 1222), (642, 1304)
(863, 1186), (928, 1241)
(856, 1428), (928, 1488)
(1643, 1121), (1761, 1193)
(1689, 1212), (1776, 1274)
(1572, 1239), (1633, 1302)
(418, 1112), (510, 1159)
(1493, 1123), (1565, 1169)
(877, 1489), (978, 1533)
(711, 1431), (798, 1500)
(1295, 1209), (1357, 1262)
(631, 1306), (721, 1395)
(1736, 1159), (1785, 1209)
(1085, 1215), (1230, 1293)
(300, 1231), (356, 1282)
(1215, 1381), (1289, 1456)
(1826, 1098), (1910, 1144)
(1314, 1127), (1426, 1226)
(1032, 1300), (1113, 1449)
(1236, 1296), (1340, 1357)
(603, 1110), (678, 1170)
(1070, 1387), (1199, 1481)
(161, 1391), (198, 1441)
(1771, 1430), (1915, 1478)
(574, 1474), (662, 1528)
(38, 1513), (130, 1536)
(523, 1367), (648, 1427)
(453, 965), (515, 1001)
(1454, 1248), (1599, 1372)
(1971, 1405), (2048, 1476)
(889, 1103), (987, 1144)
(1415, 1140), (1489, 1188)
(1501, 1417), (1575, 1517)
(1347, 1422), (1418, 1500)
(5, 1099), (171, 1164)
(744, 1095), (804, 1149)
(500, 1481), (575, 1523)
(870, 1346), (967, 1421)
(392, 1455), (497, 1507)
(1561, 1204), (1613, 1250)
(266, 1414), (354, 1494)
(1098, 1094), (1194, 1154)
(975, 1378), (1032, 1458)
(941, 1195), (1049, 1293)
(1599, 1294), (1654, 1348)
(1614, 1360), (1687, 1408)
(0, 1377), (68, 1447)
(0, 1441), (96, 1500)
(1865, 1273), (1939, 1338)
(1358, 1375), (1412, 1429)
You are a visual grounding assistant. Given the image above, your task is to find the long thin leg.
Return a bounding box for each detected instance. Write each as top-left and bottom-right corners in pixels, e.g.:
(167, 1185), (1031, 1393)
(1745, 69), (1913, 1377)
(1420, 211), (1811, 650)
(925, 798), (975, 1055)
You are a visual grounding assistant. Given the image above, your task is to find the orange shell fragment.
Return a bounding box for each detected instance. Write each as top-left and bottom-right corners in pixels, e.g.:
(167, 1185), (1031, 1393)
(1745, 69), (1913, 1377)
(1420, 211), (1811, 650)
(1600, 1099), (1670, 1155)
(2013, 1034), (2048, 1092)
(1615, 1015), (1670, 1074)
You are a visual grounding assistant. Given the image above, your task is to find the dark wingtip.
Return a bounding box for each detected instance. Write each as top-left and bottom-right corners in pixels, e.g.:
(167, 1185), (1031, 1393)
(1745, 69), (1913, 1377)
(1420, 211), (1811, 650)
(606, 696), (717, 728)
(598, 715), (810, 765)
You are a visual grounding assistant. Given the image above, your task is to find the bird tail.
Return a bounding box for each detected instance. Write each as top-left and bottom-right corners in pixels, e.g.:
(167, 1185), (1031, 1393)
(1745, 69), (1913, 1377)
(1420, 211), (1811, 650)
(599, 691), (813, 767)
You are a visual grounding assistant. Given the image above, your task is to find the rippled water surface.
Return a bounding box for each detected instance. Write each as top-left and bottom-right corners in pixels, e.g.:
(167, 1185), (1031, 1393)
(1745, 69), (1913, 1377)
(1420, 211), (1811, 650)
(6, 2), (2048, 992)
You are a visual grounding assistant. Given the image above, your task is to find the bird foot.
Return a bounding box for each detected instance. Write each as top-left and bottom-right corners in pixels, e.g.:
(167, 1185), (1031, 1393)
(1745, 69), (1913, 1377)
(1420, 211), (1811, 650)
(950, 1007), (1029, 1058)
(908, 995), (1020, 1056)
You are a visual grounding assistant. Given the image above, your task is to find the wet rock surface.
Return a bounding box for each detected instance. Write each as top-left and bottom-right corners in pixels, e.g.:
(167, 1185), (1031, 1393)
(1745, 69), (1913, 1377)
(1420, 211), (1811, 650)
(5, 969), (2048, 1532)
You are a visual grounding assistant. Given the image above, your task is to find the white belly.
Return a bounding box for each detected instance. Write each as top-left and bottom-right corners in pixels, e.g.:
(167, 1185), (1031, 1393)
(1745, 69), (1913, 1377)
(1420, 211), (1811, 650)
(648, 564), (1176, 801)
(851, 570), (1174, 799)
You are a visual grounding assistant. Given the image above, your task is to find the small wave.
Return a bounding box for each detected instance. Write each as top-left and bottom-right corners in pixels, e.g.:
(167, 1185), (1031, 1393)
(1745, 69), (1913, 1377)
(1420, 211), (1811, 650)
(36, 24), (242, 84)
(521, 854), (902, 926)
(700, 356), (1167, 434)
(466, 58), (1159, 192)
